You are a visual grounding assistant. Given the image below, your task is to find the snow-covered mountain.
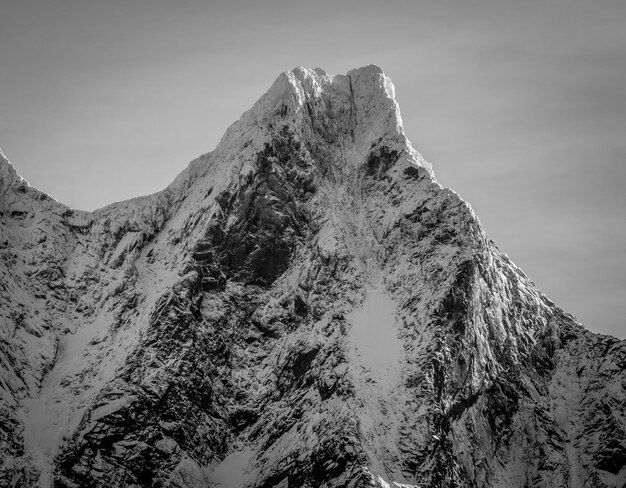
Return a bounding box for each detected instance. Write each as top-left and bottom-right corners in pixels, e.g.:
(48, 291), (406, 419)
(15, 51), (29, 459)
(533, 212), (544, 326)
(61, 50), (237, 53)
(1, 65), (624, 488)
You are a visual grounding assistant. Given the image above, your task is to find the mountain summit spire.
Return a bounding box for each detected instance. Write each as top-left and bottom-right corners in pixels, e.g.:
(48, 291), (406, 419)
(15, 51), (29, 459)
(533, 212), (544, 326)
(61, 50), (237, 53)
(244, 65), (433, 178)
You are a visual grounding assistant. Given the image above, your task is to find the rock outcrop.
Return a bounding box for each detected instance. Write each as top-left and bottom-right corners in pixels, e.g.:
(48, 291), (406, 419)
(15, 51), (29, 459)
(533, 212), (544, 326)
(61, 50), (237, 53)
(0, 65), (624, 488)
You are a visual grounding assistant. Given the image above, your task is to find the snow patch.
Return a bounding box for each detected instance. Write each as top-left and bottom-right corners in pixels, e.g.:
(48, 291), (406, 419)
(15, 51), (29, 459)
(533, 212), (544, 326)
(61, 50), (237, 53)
(206, 447), (253, 488)
(349, 286), (416, 486)
(349, 288), (403, 385)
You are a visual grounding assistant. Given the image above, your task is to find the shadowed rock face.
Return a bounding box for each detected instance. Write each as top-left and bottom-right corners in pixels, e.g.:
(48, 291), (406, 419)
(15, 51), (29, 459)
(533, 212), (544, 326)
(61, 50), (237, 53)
(0, 66), (624, 488)
(196, 131), (315, 287)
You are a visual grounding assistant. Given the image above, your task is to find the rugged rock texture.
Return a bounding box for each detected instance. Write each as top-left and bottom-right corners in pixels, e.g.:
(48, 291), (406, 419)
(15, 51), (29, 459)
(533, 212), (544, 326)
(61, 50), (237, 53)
(0, 65), (624, 488)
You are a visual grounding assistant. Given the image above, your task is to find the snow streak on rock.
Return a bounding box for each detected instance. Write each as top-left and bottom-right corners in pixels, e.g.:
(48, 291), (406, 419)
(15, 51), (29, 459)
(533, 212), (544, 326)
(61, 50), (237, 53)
(0, 65), (624, 488)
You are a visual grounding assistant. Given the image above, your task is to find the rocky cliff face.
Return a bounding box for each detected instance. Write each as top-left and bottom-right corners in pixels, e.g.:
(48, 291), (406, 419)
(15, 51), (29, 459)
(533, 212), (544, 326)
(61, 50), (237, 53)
(0, 65), (624, 488)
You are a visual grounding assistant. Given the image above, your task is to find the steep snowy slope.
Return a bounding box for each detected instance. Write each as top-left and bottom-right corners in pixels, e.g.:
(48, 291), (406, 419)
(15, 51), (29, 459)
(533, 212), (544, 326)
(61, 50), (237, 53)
(0, 65), (624, 488)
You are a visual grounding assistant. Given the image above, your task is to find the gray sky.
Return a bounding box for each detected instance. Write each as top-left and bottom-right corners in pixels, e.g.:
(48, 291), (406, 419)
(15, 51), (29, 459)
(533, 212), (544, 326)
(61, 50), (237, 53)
(1, 0), (625, 338)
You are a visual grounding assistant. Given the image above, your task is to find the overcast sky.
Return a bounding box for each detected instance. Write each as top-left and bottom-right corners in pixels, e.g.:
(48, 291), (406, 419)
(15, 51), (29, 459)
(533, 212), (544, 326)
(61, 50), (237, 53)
(1, 0), (624, 338)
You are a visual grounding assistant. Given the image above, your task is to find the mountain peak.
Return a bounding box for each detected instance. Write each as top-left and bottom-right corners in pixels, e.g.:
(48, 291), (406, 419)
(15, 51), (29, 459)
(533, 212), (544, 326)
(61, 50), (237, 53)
(227, 65), (431, 178)
(3, 66), (622, 488)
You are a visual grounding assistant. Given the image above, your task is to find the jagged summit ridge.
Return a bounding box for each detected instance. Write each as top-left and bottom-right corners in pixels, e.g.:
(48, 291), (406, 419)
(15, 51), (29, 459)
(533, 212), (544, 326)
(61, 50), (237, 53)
(207, 65), (432, 197)
(1, 65), (430, 217)
(0, 66), (624, 488)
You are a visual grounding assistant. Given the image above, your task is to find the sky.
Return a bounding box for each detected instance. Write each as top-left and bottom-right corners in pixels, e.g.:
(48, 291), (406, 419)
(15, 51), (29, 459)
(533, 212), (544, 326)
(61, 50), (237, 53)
(1, 0), (625, 338)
